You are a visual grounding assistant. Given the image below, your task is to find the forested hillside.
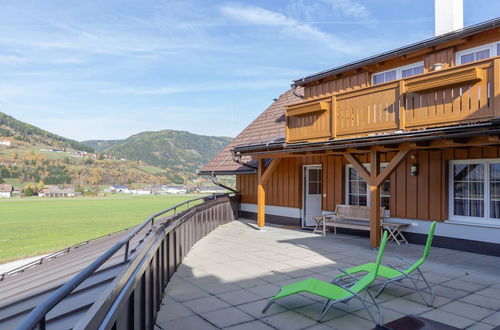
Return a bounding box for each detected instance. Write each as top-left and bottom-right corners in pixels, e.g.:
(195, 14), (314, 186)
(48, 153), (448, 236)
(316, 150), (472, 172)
(0, 112), (93, 152)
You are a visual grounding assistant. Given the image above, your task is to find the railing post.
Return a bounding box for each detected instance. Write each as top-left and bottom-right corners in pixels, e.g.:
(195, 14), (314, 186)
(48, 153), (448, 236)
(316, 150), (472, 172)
(398, 80), (406, 131)
(494, 58), (500, 118)
(331, 95), (337, 139)
(39, 316), (46, 330)
(124, 242), (130, 262)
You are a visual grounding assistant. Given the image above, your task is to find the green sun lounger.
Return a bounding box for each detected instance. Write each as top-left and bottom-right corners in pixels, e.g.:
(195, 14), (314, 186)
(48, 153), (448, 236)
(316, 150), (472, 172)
(335, 221), (436, 306)
(262, 231), (389, 324)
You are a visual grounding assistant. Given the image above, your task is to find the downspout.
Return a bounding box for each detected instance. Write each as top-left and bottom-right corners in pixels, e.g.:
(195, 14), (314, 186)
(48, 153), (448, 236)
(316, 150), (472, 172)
(231, 151), (258, 170)
(291, 84), (304, 100)
(210, 175), (238, 193)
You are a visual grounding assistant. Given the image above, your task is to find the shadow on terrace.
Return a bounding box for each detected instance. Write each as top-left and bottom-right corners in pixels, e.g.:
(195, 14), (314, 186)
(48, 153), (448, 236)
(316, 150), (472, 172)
(158, 220), (500, 330)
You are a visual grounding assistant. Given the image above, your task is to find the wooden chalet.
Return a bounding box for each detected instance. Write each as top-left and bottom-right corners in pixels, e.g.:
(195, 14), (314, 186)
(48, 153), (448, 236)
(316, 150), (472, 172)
(200, 16), (500, 254)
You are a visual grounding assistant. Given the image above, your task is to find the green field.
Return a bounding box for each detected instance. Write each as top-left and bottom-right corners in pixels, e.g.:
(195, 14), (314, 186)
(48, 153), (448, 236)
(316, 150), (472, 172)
(0, 194), (205, 264)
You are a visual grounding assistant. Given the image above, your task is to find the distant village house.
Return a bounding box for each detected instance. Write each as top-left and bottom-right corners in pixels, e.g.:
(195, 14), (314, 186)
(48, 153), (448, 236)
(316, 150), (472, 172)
(0, 184), (14, 197)
(106, 185), (129, 193)
(38, 185), (77, 197)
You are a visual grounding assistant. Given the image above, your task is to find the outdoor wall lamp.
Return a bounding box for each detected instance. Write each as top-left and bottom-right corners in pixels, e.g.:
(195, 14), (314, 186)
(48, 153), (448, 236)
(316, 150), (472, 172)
(410, 154), (418, 176)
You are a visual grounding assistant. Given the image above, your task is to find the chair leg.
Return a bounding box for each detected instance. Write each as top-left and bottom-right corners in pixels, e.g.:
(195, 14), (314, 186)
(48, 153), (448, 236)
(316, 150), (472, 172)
(374, 280), (390, 298)
(356, 295), (379, 325)
(366, 289), (383, 325)
(416, 268), (435, 306)
(262, 300), (274, 313)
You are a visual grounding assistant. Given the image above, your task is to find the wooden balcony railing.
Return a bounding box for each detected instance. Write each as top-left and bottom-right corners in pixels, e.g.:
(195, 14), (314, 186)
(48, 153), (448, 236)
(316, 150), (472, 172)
(286, 57), (500, 143)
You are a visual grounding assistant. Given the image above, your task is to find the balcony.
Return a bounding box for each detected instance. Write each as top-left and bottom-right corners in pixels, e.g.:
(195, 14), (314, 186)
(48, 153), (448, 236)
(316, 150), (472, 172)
(157, 220), (500, 329)
(286, 57), (499, 143)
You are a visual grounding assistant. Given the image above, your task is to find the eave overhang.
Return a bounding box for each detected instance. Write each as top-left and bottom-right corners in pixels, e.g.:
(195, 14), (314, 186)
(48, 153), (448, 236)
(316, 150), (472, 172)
(232, 121), (500, 156)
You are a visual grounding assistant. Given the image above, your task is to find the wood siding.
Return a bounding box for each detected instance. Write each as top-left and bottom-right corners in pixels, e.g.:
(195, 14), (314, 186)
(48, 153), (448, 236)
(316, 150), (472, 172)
(424, 48), (454, 71)
(236, 146), (500, 222)
(304, 72), (369, 99)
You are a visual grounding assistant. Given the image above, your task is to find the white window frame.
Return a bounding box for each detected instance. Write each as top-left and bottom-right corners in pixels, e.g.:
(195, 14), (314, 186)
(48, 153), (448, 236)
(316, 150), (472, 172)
(448, 159), (500, 226)
(345, 163), (390, 216)
(371, 61), (424, 85)
(455, 41), (500, 65)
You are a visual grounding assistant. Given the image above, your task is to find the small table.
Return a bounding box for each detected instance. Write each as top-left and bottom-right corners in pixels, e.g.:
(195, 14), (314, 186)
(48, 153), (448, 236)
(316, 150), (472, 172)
(311, 216), (324, 235)
(382, 222), (410, 245)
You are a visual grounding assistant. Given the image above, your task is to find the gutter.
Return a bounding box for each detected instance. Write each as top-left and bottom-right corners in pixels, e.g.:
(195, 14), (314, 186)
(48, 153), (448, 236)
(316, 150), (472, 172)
(293, 17), (500, 87)
(232, 122), (500, 156)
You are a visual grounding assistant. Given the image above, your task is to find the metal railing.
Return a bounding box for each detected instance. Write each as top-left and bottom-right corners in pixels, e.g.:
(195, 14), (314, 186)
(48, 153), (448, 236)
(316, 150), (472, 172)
(18, 193), (239, 330)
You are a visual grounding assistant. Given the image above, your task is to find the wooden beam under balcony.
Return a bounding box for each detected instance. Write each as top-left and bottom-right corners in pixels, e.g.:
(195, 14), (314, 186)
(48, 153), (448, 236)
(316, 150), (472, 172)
(257, 158), (281, 228)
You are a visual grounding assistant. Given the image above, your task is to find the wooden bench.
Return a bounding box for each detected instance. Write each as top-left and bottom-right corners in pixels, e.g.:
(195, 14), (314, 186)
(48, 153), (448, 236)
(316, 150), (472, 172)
(318, 204), (410, 245)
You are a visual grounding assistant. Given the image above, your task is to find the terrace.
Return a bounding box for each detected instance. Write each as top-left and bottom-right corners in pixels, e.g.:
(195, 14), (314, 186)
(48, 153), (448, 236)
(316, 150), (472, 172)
(158, 220), (500, 330)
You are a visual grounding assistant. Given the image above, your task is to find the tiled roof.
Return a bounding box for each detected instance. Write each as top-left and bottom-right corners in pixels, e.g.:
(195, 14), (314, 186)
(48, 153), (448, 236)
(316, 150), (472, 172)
(0, 184), (13, 192)
(199, 88), (303, 175)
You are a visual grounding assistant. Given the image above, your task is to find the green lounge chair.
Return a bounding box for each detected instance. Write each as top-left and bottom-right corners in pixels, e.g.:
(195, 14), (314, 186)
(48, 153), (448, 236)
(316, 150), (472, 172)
(262, 231), (389, 324)
(335, 221), (436, 306)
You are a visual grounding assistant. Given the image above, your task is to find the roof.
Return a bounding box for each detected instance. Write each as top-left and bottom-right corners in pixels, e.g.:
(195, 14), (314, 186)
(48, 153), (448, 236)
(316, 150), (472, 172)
(294, 17), (500, 86)
(110, 184), (128, 189)
(198, 88), (303, 175)
(0, 184), (13, 193)
(232, 122), (500, 156)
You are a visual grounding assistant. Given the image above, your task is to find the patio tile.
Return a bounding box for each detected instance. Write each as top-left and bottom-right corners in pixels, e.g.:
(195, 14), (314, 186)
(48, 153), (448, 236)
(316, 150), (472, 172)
(201, 306), (255, 328)
(441, 278), (488, 292)
(323, 313), (375, 330)
(466, 322), (497, 330)
(165, 281), (210, 302)
(218, 288), (263, 306)
(460, 293), (500, 310)
(294, 302), (347, 322)
(431, 285), (470, 300)
(402, 291), (451, 307)
(237, 299), (288, 318)
(419, 309), (476, 329)
(354, 306), (404, 324)
(261, 310), (318, 330)
(156, 302), (193, 322)
(482, 311), (500, 326)
(381, 297), (433, 315)
(223, 320), (276, 330)
(200, 282), (242, 295)
(439, 300), (495, 321)
(157, 314), (218, 330)
(275, 294), (317, 310)
(184, 295), (231, 314)
(234, 278), (269, 289)
(247, 283), (281, 298)
(476, 287), (500, 300)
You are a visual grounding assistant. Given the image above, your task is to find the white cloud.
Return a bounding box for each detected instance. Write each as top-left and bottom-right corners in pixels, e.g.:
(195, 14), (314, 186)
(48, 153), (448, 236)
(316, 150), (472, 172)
(219, 3), (363, 54)
(100, 79), (287, 95)
(321, 0), (368, 18)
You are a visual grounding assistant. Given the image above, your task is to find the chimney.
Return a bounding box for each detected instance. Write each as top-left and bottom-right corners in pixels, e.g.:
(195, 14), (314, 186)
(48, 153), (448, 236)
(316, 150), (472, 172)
(435, 0), (463, 36)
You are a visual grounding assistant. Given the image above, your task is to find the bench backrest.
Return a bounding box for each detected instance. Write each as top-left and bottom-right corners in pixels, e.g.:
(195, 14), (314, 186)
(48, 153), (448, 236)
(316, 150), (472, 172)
(335, 204), (385, 222)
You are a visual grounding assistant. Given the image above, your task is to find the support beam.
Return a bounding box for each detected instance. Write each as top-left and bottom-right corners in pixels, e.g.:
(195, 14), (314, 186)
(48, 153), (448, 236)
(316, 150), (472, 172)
(257, 158), (282, 228)
(257, 159), (266, 228)
(369, 151), (381, 248)
(343, 153), (371, 183)
(373, 149), (410, 187)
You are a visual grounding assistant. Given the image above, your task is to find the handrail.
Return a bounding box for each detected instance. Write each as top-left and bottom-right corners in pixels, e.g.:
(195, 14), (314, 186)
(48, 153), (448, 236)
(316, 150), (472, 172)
(0, 226), (135, 281)
(17, 193), (230, 330)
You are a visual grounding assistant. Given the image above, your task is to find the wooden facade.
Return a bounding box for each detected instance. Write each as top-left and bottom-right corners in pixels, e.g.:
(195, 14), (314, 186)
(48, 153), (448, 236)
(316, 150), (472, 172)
(231, 23), (500, 248)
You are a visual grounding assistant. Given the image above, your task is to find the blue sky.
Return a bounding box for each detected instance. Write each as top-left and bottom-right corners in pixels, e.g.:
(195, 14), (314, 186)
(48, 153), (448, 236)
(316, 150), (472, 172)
(0, 0), (498, 140)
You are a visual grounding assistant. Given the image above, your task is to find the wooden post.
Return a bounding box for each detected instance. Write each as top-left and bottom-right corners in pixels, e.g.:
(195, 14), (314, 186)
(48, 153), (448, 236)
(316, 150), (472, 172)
(331, 96), (337, 139)
(398, 80), (406, 131)
(494, 58), (500, 118)
(256, 158), (281, 228)
(369, 151), (381, 248)
(257, 158), (265, 228)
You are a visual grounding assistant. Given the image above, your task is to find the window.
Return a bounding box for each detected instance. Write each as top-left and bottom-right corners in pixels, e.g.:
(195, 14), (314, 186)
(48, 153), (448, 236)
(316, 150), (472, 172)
(456, 42), (500, 65)
(449, 159), (500, 225)
(372, 62), (424, 85)
(345, 164), (390, 213)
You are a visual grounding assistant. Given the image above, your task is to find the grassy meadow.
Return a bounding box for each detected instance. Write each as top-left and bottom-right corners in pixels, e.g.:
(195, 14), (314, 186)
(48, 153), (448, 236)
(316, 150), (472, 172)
(0, 194), (204, 264)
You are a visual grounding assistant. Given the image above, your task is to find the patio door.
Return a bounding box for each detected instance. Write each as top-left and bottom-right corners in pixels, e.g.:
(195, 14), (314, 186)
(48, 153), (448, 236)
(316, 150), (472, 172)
(302, 165), (322, 227)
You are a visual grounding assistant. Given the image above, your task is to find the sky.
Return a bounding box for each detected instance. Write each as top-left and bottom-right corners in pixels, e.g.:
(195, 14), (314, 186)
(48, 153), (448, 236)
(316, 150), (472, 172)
(0, 0), (499, 141)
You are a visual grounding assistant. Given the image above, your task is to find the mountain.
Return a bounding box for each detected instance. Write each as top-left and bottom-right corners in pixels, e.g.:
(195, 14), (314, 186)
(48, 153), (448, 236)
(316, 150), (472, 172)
(82, 130), (232, 173)
(0, 112), (93, 152)
(81, 139), (123, 152)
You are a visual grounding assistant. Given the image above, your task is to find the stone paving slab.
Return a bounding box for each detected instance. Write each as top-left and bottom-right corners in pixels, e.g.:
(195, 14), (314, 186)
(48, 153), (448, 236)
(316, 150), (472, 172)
(157, 219), (500, 329)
